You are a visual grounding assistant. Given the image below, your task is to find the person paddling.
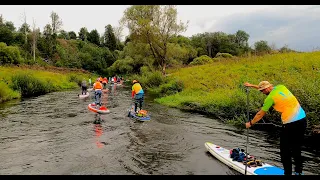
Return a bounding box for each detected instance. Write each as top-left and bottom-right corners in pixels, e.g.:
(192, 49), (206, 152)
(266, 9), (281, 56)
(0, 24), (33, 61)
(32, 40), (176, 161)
(81, 79), (87, 95)
(244, 81), (306, 175)
(93, 78), (103, 107)
(131, 80), (144, 113)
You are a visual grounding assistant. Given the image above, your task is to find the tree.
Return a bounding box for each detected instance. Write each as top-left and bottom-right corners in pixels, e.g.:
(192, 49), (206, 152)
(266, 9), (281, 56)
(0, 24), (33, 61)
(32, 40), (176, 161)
(50, 11), (63, 35)
(31, 18), (38, 62)
(121, 5), (188, 75)
(58, 30), (69, 39)
(104, 24), (117, 51)
(79, 27), (88, 41)
(254, 40), (271, 55)
(88, 29), (100, 46)
(0, 15), (3, 25)
(235, 30), (249, 48)
(43, 24), (52, 38)
(5, 21), (15, 32)
(68, 31), (77, 39)
(113, 25), (123, 42)
(0, 25), (14, 45)
(42, 24), (55, 58)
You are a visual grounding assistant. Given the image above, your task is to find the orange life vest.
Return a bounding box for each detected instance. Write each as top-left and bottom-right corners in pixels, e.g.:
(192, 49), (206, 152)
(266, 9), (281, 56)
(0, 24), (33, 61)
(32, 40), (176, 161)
(94, 82), (103, 90)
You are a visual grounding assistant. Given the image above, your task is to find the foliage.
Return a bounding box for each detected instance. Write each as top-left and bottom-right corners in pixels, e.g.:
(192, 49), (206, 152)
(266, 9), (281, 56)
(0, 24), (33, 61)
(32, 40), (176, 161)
(157, 52), (320, 128)
(189, 55), (213, 65)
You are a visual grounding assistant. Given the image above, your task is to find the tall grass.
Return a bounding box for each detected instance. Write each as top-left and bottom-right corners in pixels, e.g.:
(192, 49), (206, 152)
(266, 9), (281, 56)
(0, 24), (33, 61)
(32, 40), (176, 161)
(0, 81), (20, 103)
(157, 52), (320, 128)
(0, 65), (93, 101)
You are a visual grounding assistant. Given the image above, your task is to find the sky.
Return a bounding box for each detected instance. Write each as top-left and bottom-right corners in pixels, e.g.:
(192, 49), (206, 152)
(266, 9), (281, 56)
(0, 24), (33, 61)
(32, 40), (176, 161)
(0, 5), (319, 52)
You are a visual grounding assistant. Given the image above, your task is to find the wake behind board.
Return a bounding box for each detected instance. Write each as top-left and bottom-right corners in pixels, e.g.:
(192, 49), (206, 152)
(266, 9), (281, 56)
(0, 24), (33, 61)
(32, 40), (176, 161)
(128, 105), (150, 121)
(204, 142), (285, 175)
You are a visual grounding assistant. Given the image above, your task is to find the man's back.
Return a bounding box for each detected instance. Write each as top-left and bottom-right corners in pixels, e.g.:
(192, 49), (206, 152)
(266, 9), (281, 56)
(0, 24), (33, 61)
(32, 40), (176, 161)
(262, 85), (306, 124)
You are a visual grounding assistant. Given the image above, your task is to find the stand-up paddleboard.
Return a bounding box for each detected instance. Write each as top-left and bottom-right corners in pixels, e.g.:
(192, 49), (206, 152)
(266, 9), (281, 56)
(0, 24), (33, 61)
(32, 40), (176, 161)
(78, 92), (90, 99)
(127, 105), (150, 121)
(204, 142), (285, 175)
(88, 103), (110, 114)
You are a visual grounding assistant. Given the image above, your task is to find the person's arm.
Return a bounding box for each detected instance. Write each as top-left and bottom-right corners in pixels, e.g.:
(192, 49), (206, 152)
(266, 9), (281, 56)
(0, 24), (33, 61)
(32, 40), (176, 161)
(245, 109), (266, 128)
(244, 82), (259, 89)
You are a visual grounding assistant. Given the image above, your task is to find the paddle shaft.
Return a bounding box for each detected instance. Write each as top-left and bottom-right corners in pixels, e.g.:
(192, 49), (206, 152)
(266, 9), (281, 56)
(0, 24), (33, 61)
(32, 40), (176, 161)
(245, 87), (249, 175)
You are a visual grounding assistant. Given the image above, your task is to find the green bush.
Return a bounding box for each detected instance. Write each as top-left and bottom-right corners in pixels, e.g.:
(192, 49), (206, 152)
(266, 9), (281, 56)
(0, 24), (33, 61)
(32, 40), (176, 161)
(0, 81), (20, 103)
(158, 79), (184, 96)
(128, 70), (165, 90)
(0, 42), (23, 65)
(11, 73), (52, 98)
(189, 55), (213, 65)
(215, 52), (233, 58)
(67, 73), (83, 87)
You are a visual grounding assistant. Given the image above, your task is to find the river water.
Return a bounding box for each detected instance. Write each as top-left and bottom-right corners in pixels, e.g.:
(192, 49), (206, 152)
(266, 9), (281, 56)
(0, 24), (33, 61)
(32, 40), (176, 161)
(0, 84), (319, 175)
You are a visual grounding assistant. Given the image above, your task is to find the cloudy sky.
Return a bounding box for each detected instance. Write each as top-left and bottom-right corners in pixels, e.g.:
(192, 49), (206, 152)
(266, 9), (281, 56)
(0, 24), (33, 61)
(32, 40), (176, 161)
(0, 5), (319, 51)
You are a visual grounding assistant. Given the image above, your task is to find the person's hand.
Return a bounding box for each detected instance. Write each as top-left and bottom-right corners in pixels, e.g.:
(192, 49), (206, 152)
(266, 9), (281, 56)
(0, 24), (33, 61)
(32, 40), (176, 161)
(245, 122), (251, 129)
(244, 82), (252, 87)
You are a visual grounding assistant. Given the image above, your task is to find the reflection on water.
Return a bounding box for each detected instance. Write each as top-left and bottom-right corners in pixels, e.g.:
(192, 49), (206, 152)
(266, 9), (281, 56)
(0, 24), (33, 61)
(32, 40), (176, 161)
(94, 114), (104, 149)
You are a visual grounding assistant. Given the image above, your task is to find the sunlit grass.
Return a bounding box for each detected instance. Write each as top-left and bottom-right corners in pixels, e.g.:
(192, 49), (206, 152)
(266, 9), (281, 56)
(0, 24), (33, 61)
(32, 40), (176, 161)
(158, 52), (320, 127)
(0, 65), (94, 102)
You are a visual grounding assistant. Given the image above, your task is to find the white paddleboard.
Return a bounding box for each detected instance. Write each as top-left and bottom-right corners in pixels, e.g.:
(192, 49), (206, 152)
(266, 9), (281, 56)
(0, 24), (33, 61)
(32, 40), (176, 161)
(205, 142), (285, 175)
(78, 92), (90, 99)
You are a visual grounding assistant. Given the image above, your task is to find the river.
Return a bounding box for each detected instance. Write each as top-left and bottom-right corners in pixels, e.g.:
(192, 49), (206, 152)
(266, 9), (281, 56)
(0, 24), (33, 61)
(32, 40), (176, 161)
(0, 84), (319, 175)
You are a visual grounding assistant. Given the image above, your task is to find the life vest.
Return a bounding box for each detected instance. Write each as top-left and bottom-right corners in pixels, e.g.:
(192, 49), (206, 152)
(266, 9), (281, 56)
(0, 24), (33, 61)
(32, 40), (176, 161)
(137, 110), (148, 117)
(103, 77), (108, 83)
(94, 82), (103, 90)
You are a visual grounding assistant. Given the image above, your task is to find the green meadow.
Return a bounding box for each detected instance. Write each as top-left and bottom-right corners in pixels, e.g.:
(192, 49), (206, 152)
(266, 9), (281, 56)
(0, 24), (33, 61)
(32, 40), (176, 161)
(155, 52), (320, 127)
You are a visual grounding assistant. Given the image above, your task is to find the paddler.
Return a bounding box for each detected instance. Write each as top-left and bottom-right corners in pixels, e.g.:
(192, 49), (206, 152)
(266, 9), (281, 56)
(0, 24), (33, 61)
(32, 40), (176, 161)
(93, 78), (103, 106)
(131, 80), (144, 113)
(244, 81), (306, 175)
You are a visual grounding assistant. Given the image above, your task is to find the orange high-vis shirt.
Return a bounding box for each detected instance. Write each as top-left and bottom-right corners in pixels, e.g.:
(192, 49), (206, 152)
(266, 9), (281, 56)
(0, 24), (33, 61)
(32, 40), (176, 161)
(93, 82), (103, 90)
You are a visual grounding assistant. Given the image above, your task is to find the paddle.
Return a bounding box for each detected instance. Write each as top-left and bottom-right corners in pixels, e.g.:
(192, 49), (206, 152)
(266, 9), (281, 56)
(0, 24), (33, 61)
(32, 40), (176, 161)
(245, 87), (250, 175)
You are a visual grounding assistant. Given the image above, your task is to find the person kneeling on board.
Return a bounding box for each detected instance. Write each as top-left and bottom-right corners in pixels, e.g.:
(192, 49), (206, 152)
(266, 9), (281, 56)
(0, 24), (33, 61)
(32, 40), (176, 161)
(244, 81), (306, 175)
(131, 80), (145, 114)
(93, 78), (103, 107)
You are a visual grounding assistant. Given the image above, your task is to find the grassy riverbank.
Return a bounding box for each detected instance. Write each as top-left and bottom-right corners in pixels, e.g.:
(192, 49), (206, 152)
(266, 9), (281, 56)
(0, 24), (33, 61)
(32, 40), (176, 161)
(0, 64), (94, 103)
(155, 51), (320, 130)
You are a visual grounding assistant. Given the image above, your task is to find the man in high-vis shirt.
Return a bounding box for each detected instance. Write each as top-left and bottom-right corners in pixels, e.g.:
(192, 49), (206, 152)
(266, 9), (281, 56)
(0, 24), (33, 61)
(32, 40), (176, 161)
(131, 80), (144, 113)
(244, 81), (307, 175)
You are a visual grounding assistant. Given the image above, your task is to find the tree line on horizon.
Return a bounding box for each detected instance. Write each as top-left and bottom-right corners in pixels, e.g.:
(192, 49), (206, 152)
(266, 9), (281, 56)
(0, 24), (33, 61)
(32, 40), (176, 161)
(0, 5), (297, 76)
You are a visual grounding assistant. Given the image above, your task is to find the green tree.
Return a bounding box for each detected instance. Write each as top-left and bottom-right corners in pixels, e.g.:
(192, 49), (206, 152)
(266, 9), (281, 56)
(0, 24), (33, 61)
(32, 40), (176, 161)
(79, 27), (88, 41)
(68, 31), (77, 39)
(104, 24), (117, 51)
(18, 23), (31, 34)
(58, 30), (69, 39)
(254, 40), (271, 55)
(88, 29), (100, 46)
(235, 30), (249, 48)
(5, 21), (15, 32)
(0, 25), (14, 45)
(121, 5), (188, 75)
